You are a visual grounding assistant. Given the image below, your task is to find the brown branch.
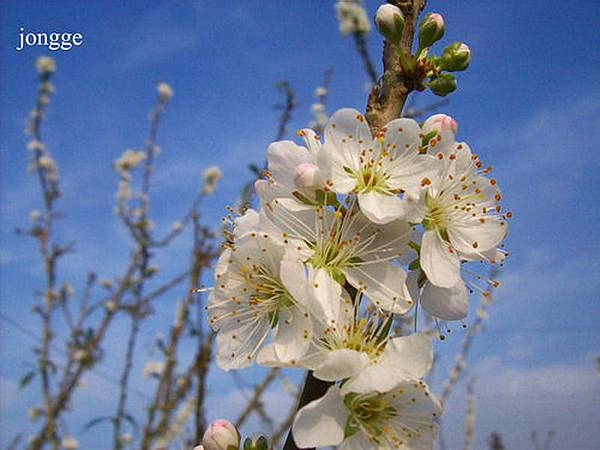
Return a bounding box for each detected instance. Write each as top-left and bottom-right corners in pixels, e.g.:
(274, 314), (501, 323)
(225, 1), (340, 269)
(365, 0), (425, 133)
(282, 372), (331, 450)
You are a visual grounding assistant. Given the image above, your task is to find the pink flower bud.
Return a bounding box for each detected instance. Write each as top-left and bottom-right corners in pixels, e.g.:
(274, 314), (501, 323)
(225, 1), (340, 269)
(375, 4), (404, 44)
(293, 163), (323, 191)
(418, 12), (445, 49)
(202, 419), (240, 450)
(423, 114), (458, 138)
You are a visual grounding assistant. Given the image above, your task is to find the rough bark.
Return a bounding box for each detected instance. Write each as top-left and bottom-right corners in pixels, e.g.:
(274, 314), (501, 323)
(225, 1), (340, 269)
(366, 0), (425, 134)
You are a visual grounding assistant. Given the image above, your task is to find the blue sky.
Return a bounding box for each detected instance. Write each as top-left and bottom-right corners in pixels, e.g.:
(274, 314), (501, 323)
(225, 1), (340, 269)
(1, 0), (599, 449)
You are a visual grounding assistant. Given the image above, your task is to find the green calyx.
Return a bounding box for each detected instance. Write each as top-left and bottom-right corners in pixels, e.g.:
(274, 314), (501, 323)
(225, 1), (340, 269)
(343, 393), (398, 441)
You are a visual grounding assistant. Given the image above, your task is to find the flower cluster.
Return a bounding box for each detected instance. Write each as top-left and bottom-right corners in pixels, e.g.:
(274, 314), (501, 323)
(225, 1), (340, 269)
(208, 108), (508, 449)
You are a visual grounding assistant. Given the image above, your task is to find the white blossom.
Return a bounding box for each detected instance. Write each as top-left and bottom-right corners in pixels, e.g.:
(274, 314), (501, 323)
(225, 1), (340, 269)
(35, 56), (56, 74)
(202, 165), (222, 193)
(264, 198), (414, 314)
(143, 360), (165, 378)
(157, 82), (174, 102)
(314, 86), (328, 97)
(61, 436), (79, 450)
(114, 149), (146, 172)
(317, 108), (438, 224)
(208, 211), (316, 370)
(335, 0), (371, 36)
(293, 349), (441, 450)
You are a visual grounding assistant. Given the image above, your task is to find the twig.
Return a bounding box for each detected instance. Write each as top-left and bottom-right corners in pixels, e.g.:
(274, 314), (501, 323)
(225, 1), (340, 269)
(365, 0), (425, 133)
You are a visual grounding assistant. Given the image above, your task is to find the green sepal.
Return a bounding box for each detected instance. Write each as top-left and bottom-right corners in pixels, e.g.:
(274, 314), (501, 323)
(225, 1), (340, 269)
(408, 258), (421, 271)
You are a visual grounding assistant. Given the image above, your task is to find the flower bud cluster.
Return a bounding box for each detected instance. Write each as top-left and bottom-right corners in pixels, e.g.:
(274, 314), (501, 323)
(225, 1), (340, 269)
(373, 5), (471, 97)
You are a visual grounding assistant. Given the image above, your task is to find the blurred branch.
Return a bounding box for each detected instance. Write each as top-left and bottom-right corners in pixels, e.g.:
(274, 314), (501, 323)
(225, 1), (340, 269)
(238, 81), (297, 212)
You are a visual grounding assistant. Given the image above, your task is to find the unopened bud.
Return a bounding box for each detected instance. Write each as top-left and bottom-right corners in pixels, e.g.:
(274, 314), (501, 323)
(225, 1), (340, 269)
(293, 163), (323, 191)
(428, 73), (456, 96)
(418, 13), (445, 49)
(422, 114), (458, 140)
(242, 435), (269, 450)
(440, 42), (471, 72)
(202, 419), (240, 450)
(375, 4), (405, 45)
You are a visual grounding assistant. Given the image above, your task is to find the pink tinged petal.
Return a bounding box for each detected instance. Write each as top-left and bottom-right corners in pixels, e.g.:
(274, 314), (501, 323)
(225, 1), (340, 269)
(292, 385), (348, 448)
(447, 217), (506, 255)
(357, 191), (405, 224)
(341, 334), (433, 394)
(421, 280), (468, 321)
(344, 262), (413, 314)
(313, 349), (371, 381)
(267, 140), (312, 190)
(420, 230), (461, 288)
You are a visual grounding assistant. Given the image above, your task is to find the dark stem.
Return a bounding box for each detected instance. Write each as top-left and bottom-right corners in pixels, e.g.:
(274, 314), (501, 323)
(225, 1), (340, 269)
(282, 372), (332, 450)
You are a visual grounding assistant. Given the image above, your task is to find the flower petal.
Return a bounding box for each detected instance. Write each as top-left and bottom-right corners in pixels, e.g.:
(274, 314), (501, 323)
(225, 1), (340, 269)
(421, 280), (468, 321)
(317, 142), (357, 194)
(383, 117), (421, 159)
(357, 191), (405, 224)
(420, 230), (461, 288)
(313, 348), (371, 381)
(292, 385), (348, 448)
(448, 217), (506, 254)
(267, 140), (312, 190)
(341, 334), (432, 394)
(345, 262), (413, 314)
(257, 307), (311, 366)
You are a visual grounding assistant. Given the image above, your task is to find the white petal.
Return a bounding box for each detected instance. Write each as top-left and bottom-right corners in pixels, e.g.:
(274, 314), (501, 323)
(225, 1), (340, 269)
(313, 349), (371, 381)
(292, 385), (348, 448)
(298, 128), (322, 155)
(311, 267), (342, 324)
(383, 117), (421, 158)
(387, 153), (440, 191)
(233, 209), (259, 238)
(447, 217), (506, 254)
(338, 433), (373, 450)
(325, 108), (373, 153)
(280, 251), (310, 304)
(214, 248), (232, 278)
(341, 334), (432, 394)
(257, 307), (311, 366)
(420, 230), (461, 288)
(345, 262), (413, 314)
(317, 142), (357, 194)
(421, 280), (468, 320)
(267, 140), (312, 189)
(357, 191), (405, 224)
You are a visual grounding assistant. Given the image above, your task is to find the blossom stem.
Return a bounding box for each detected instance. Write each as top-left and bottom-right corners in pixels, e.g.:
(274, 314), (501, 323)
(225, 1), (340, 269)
(282, 371), (332, 450)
